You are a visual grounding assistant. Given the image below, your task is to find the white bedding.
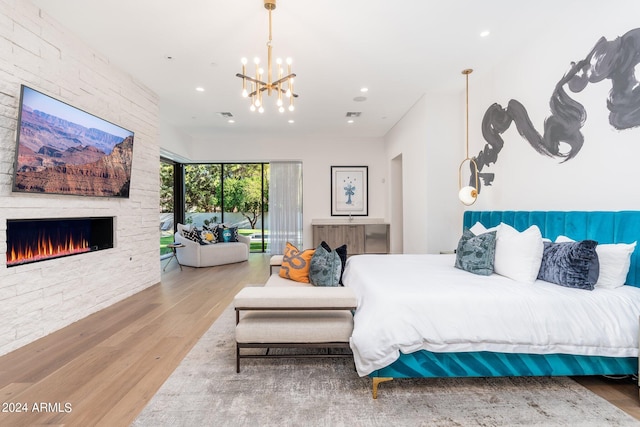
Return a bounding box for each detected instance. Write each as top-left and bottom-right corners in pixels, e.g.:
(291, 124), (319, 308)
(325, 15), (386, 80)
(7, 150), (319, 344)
(343, 254), (640, 377)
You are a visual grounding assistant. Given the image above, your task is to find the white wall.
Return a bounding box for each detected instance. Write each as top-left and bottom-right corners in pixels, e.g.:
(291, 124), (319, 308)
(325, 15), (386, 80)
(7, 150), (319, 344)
(171, 135), (387, 248)
(384, 94), (465, 254)
(0, 1), (160, 356)
(385, 17), (640, 253)
(470, 18), (640, 211)
(159, 115), (193, 161)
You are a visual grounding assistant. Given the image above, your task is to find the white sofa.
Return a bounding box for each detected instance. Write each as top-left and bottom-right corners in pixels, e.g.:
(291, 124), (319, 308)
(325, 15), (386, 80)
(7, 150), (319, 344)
(174, 224), (250, 268)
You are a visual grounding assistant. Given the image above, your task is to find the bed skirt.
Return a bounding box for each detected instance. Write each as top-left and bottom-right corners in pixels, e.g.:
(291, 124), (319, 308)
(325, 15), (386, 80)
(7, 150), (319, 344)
(370, 350), (637, 379)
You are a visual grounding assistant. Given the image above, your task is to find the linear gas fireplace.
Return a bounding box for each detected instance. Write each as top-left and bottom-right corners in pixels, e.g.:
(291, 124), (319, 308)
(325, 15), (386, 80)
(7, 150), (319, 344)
(6, 217), (114, 267)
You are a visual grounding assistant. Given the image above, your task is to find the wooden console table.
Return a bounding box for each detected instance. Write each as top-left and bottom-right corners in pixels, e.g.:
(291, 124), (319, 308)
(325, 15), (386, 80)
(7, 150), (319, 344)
(311, 222), (389, 255)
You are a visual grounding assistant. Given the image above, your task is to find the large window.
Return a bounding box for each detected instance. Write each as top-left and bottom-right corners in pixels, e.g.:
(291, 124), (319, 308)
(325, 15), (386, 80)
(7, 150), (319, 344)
(222, 164), (269, 252)
(184, 163), (222, 226)
(159, 160), (176, 256)
(183, 163), (269, 253)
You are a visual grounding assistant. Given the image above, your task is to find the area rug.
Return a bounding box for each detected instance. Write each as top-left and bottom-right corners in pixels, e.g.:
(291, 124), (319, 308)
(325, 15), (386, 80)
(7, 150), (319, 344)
(133, 306), (640, 427)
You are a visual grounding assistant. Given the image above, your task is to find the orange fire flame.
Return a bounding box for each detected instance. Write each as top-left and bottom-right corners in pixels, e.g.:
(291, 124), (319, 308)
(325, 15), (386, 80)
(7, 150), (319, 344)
(7, 231), (90, 266)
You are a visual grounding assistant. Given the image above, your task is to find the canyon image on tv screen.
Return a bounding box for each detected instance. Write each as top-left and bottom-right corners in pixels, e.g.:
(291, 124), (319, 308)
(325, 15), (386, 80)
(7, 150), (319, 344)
(12, 85), (135, 198)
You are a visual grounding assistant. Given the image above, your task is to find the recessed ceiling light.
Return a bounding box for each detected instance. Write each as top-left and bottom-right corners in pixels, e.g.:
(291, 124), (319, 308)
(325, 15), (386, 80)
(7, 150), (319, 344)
(347, 119), (354, 124)
(360, 87), (369, 93)
(196, 87), (205, 92)
(288, 119), (295, 124)
(480, 30), (490, 37)
(228, 119), (235, 124)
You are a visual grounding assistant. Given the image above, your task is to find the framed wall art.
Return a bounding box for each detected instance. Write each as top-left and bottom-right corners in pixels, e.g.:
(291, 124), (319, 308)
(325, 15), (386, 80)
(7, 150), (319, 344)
(331, 166), (368, 216)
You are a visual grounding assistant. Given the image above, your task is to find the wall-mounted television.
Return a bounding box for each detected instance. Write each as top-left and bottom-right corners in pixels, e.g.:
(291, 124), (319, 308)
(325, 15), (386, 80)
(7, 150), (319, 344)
(12, 85), (135, 198)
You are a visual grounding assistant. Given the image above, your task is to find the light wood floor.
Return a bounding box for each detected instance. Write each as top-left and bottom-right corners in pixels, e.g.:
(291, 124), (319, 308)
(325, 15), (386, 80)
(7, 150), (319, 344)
(0, 254), (271, 427)
(0, 254), (638, 426)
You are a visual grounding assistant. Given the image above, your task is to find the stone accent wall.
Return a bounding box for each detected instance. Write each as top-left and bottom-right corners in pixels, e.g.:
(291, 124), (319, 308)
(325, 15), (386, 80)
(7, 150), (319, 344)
(0, 0), (161, 356)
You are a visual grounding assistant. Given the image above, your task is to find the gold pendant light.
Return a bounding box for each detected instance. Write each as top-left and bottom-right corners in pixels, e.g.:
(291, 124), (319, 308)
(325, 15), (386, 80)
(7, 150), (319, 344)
(235, 0), (298, 113)
(458, 68), (479, 205)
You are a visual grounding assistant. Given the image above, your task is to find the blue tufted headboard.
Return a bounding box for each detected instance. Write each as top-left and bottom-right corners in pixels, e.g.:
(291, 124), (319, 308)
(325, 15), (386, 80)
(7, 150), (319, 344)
(463, 211), (640, 288)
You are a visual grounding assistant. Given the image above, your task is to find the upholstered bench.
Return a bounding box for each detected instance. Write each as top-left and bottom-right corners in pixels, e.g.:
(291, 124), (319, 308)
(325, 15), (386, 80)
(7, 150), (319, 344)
(233, 286), (357, 372)
(269, 254), (283, 274)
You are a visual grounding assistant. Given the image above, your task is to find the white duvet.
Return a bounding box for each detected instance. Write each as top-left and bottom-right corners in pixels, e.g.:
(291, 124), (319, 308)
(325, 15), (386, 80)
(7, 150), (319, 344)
(343, 254), (640, 377)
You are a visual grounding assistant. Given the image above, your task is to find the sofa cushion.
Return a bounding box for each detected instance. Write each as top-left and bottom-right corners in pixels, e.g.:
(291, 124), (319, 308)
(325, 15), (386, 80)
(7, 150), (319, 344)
(217, 226), (239, 242)
(181, 225), (201, 243)
(202, 225), (220, 243)
(279, 242), (315, 283)
(234, 286), (357, 308)
(235, 311), (354, 343)
(199, 241), (248, 266)
(199, 228), (217, 244)
(265, 273), (314, 287)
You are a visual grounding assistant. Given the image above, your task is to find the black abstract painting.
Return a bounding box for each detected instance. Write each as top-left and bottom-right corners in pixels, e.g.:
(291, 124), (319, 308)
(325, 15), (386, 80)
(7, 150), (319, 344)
(471, 27), (640, 191)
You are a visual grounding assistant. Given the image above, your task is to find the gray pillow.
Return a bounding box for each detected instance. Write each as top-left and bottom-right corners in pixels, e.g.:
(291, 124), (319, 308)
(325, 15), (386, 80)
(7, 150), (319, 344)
(309, 244), (342, 286)
(320, 241), (347, 284)
(537, 240), (599, 290)
(454, 229), (497, 276)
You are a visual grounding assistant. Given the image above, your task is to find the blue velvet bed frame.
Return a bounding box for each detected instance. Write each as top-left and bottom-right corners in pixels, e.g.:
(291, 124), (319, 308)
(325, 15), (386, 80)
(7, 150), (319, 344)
(369, 211), (640, 397)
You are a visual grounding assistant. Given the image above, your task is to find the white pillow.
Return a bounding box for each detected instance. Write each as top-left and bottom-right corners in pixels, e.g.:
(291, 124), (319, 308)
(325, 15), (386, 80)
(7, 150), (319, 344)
(555, 235), (636, 289)
(469, 221), (498, 235)
(494, 224), (544, 284)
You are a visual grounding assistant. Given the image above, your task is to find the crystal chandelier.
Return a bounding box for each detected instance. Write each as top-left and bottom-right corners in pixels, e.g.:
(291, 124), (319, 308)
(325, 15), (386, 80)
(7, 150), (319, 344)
(236, 0), (298, 113)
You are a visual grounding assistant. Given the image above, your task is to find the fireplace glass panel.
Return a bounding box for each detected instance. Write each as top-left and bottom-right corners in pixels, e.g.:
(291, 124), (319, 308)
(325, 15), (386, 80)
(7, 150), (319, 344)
(6, 217), (114, 267)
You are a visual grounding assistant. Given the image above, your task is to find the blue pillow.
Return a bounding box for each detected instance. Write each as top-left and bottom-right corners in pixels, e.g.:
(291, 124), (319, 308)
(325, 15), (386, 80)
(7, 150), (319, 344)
(537, 240), (599, 290)
(309, 244), (342, 286)
(454, 229), (497, 276)
(217, 226), (238, 243)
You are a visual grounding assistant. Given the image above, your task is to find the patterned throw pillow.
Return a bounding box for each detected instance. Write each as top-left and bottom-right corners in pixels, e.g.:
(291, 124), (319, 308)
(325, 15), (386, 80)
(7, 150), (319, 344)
(320, 241), (347, 284)
(217, 226), (238, 243)
(537, 240), (599, 290)
(200, 228), (217, 244)
(454, 229), (497, 276)
(279, 242), (315, 283)
(309, 244), (342, 286)
(181, 226), (201, 243)
(203, 225), (220, 243)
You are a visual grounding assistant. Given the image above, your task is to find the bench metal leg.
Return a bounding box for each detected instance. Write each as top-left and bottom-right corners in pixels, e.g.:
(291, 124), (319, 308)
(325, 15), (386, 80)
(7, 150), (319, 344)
(236, 344), (240, 373)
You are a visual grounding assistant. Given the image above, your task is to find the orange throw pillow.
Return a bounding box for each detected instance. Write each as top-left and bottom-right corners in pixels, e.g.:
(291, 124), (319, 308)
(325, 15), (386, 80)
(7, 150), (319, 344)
(279, 242), (315, 283)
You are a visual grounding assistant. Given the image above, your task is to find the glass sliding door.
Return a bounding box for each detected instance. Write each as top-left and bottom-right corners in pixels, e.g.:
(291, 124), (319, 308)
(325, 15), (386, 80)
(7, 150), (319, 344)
(159, 160), (176, 256)
(221, 163), (269, 252)
(184, 164), (222, 228)
(181, 162), (269, 253)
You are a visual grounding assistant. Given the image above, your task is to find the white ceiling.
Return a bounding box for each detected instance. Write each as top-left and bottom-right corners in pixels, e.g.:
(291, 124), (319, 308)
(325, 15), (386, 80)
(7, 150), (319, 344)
(30, 0), (626, 141)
